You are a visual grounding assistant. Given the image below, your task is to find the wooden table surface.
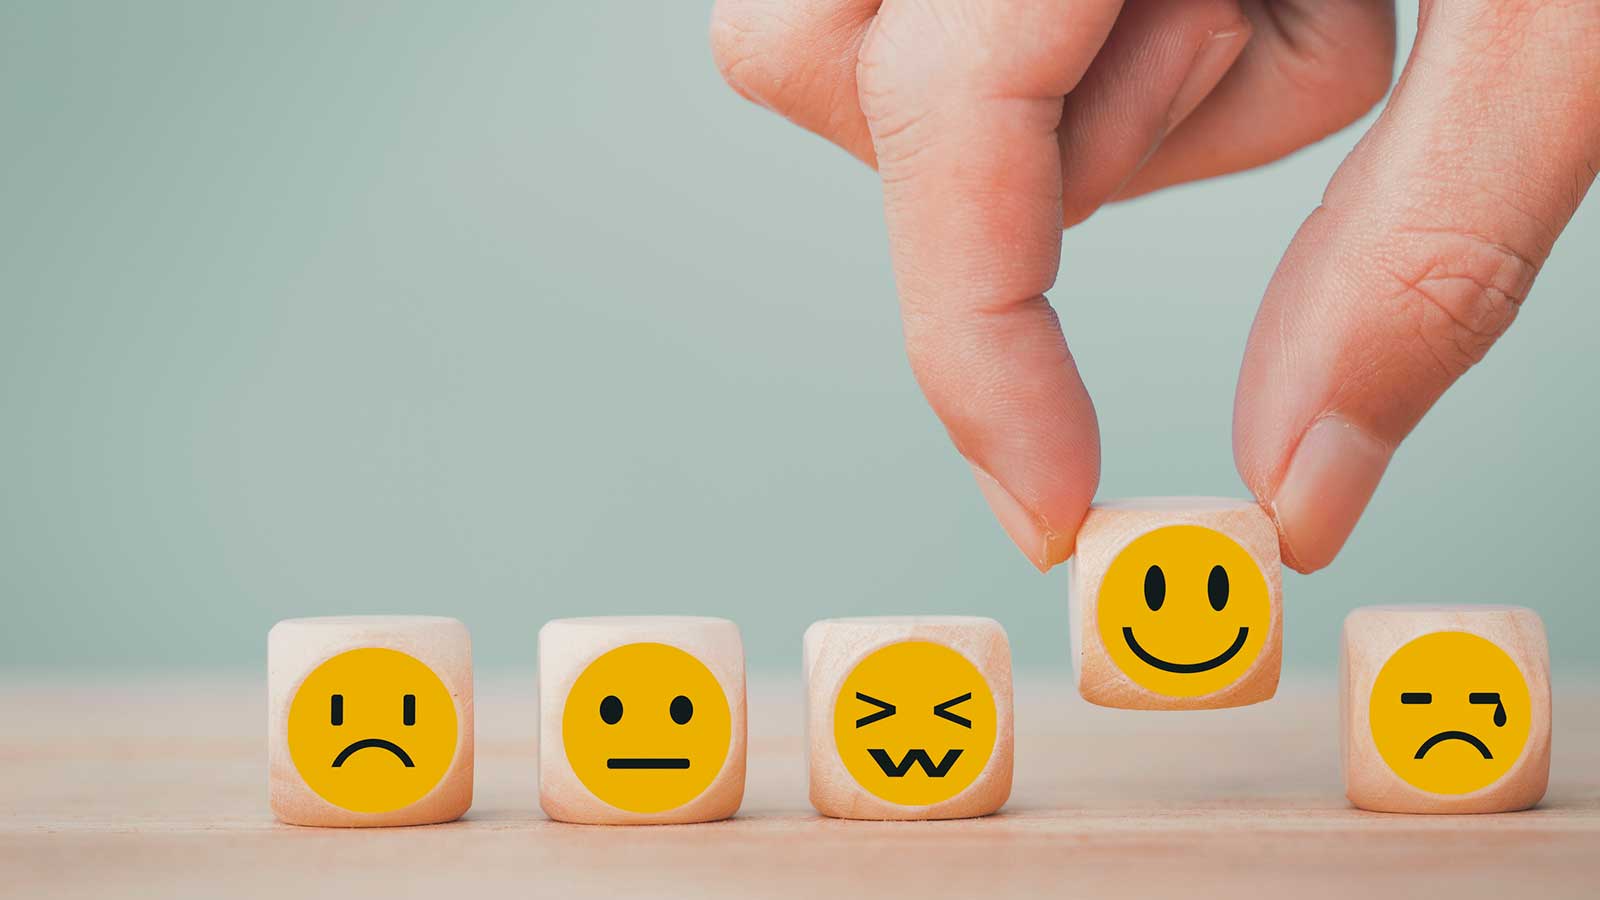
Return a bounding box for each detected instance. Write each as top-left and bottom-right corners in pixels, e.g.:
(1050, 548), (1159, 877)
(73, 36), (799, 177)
(3, 673), (1597, 899)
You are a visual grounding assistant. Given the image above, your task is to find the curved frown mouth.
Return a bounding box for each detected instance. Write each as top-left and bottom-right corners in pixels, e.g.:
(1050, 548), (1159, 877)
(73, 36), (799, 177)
(1414, 730), (1492, 759)
(331, 738), (415, 768)
(1122, 626), (1249, 674)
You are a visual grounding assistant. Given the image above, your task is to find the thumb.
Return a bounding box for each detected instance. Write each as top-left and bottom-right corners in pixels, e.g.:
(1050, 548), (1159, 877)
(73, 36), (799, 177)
(1234, 0), (1600, 572)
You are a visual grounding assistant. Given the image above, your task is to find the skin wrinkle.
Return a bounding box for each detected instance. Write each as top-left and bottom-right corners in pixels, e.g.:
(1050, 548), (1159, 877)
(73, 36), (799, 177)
(1398, 275), (1513, 380)
(1393, 225), (1541, 274)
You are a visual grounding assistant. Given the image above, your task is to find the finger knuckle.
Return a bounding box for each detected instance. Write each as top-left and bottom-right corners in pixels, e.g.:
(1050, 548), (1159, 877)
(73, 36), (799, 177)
(1378, 230), (1538, 380)
(1267, 5), (1397, 132)
(855, 18), (938, 167)
(708, 1), (803, 110)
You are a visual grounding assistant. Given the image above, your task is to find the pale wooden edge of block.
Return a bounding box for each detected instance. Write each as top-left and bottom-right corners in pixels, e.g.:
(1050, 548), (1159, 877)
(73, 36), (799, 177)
(537, 616), (747, 825)
(1341, 606), (1551, 814)
(267, 616), (475, 827)
(803, 617), (1015, 820)
(1069, 501), (1283, 710)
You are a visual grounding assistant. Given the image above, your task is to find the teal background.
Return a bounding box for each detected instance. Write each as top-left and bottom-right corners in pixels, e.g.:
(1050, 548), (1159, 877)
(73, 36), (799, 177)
(1, 2), (1595, 674)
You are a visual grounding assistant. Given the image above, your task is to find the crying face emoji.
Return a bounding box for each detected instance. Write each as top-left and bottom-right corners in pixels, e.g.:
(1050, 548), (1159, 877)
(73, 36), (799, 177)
(1368, 631), (1532, 795)
(832, 641), (997, 806)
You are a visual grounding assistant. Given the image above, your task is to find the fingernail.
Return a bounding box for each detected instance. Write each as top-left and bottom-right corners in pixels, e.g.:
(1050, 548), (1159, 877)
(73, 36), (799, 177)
(970, 464), (1068, 573)
(1271, 415), (1393, 572)
(1165, 28), (1248, 135)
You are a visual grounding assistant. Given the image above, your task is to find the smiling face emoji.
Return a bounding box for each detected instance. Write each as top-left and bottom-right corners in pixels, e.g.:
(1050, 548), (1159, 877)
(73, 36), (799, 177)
(832, 641), (997, 806)
(1369, 631), (1531, 795)
(1096, 524), (1271, 697)
(561, 642), (732, 813)
(287, 647), (459, 813)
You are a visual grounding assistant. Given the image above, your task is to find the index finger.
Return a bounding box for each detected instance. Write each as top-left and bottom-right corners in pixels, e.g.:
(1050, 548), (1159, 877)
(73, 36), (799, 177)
(860, 0), (1124, 568)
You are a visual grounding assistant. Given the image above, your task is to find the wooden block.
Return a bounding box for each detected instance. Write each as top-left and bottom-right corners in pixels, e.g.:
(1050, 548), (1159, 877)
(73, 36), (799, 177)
(1342, 605), (1550, 814)
(1069, 497), (1283, 710)
(804, 616), (1013, 820)
(268, 615), (473, 827)
(539, 616), (746, 824)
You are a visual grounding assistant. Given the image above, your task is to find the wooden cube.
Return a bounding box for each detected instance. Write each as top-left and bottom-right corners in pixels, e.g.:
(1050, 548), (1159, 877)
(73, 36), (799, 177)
(804, 616), (1013, 820)
(539, 616), (746, 824)
(1342, 606), (1550, 813)
(268, 615), (473, 827)
(1069, 497), (1283, 709)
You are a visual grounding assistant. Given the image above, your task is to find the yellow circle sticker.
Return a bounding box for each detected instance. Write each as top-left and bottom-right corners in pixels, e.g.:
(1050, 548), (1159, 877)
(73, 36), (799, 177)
(833, 641), (996, 807)
(287, 647), (459, 813)
(1097, 524), (1271, 697)
(562, 642), (732, 813)
(1369, 631), (1531, 795)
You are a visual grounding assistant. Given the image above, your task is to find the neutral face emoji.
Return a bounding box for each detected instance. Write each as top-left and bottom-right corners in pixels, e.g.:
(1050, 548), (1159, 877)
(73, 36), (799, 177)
(287, 647), (459, 813)
(833, 641), (997, 806)
(1369, 631), (1531, 795)
(562, 642), (732, 813)
(1096, 525), (1271, 697)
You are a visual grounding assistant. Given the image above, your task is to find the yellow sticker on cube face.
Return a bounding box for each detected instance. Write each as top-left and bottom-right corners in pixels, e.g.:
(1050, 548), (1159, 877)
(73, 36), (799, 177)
(1368, 631), (1531, 795)
(832, 641), (996, 807)
(1097, 525), (1272, 697)
(287, 647), (459, 813)
(561, 642), (733, 813)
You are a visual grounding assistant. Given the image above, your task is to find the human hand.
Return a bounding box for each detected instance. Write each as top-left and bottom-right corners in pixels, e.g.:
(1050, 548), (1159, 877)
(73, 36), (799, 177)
(711, 0), (1600, 573)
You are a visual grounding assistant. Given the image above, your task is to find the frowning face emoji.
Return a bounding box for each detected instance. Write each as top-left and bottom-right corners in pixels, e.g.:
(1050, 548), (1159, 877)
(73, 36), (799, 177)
(287, 647), (460, 813)
(832, 641), (997, 806)
(561, 642), (733, 813)
(1369, 631), (1532, 795)
(1096, 525), (1272, 697)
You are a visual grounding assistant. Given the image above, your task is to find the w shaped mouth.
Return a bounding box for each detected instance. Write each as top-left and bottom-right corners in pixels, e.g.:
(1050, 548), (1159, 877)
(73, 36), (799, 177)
(331, 738), (415, 768)
(867, 748), (963, 778)
(1414, 730), (1492, 759)
(1122, 626), (1249, 674)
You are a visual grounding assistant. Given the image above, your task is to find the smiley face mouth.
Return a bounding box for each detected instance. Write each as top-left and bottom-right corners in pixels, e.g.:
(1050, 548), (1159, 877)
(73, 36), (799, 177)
(1414, 730), (1493, 760)
(606, 757), (690, 770)
(331, 738), (415, 768)
(1122, 626), (1249, 674)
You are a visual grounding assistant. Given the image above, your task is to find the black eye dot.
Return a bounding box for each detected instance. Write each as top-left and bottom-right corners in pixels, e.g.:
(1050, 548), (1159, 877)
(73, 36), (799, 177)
(1208, 564), (1229, 611)
(599, 695), (623, 724)
(330, 694), (344, 726)
(1144, 565), (1165, 611)
(670, 695), (693, 725)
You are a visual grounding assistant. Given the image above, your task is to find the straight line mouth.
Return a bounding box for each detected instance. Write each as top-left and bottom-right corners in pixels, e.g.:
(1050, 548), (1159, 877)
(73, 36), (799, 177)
(607, 758), (690, 770)
(1122, 626), (1249, 674)
(1414, 730), (1492, 759)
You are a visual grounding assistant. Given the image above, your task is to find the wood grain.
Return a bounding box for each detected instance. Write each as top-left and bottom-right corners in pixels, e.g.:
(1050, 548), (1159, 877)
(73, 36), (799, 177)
(804, 616), (1013, 820)
(1342, 606), (1551, 813)
(3, 672), (1598, 899)
(267, 616), (474, 827)
(1069, 497), (1283, 709)
(538, 616), (746, 824)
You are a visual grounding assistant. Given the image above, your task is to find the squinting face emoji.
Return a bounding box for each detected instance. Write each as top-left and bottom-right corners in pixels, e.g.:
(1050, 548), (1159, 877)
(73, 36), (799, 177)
(1097, 525), (1271, 697)
(287, 647), (459, 813)
(833, 641), (997, 806)
(1369, 631), (1531, 795)
(562, 642), (732, 813)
